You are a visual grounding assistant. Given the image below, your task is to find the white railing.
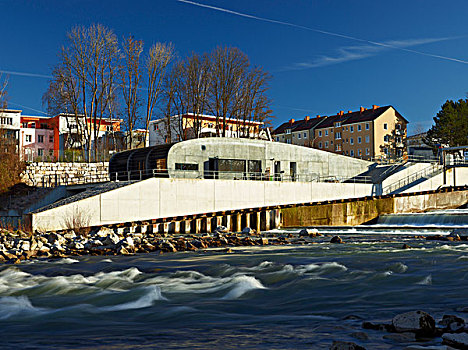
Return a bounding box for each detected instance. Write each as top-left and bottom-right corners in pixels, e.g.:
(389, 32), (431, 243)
(382, 164), (443, 194)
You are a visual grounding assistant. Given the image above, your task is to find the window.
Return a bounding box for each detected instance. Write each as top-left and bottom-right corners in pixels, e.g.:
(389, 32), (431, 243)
(335, 122), (341, 127)
(384, 148), (388, 155)
(350, 150), (354, 157)
(276, 137), (279, 142)
(345, 150), (349, 155)
(297, 133), (301, 139)
(26, 135), (32, 142)
(286, 129), (291, 134)
(38, 135), (44, 143)
(38, 149), (44, 156)
(350, 137), (354, 145)
(345, 127), (348, 131)
(358, 149), (362, 156)
(366, 148), (370, 155)
(383, 123), (388, 130)
(365, 123), (369, 130)
(40, 123), (48, 129)
(325, 130), (329, 136)
(335, 132), (341, 139)
(365, 135), (370, 143)
(153, 124), (158, 131)
(350, 126), (354, 133)
(0, 117), (13, 125)
(286, 139), (291, 144)
(22, 122), (28, 128)
(49, 150), (53, 156)
(175, 163), (199, 171)
(397, 136), (402, 143)
(318, 130), (322, 137)
(357, 124), (361, 131)
(396, 124), (401, 130)
(49, 135), (54, 143)
(318, 142), (322, 148)
(303, 132), (307, 138)
(335, 144), (341, 151)
(358, 136), (362, 144)
(384, 135), (389, 142)
(325, 141), (328, 148)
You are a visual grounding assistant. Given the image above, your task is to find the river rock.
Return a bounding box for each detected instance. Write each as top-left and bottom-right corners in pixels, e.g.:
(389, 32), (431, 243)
(63, 231), (76, 240)
(299, 228), (320, 237)
(242, 227), (255, 235)
(93, 227), (115, 238)
(330, 236), (344, 244)
(383, 332), (416, 342)
(102, 232), (120, 246)
(330, 340), (366, 350)
(47, 233), (66, 246)
(215, 225), (228, 233)
(442, 332), (468, 349)
(439, 315), (465, 332)
(392, 311), (436, 336)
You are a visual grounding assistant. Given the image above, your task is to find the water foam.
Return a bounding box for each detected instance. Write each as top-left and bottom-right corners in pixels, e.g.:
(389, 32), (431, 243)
(0, 296), (44, 320)
(101, 285), (166, 311)
(222, 275), (266, 300)
(53, 258), (80, 264)
(417, 274), (432, 285)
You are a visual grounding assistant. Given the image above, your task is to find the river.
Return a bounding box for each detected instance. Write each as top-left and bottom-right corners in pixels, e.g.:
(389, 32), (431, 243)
(0, 210), (467, 349)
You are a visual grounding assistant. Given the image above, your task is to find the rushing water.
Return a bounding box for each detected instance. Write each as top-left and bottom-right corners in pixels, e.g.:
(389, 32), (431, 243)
(1, 222), (467, 349)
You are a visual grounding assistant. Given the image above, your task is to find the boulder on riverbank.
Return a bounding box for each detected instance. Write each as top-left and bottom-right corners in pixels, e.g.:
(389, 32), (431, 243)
(392, 310), (436, 337)
(330, 236), (344, 244)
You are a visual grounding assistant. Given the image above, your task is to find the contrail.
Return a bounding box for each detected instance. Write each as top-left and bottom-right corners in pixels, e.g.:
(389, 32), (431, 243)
(8, 101), (49, 115)
(0, 69), (52, 79)
(177, 0), (468, 65)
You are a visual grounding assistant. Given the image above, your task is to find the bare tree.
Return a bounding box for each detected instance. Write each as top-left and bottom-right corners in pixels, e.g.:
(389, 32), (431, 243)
(120, 36), (143, 149)
(144, 42), (174, 146)
(208, 46), (249, 137)
(43, 24), (119, 161)
(0, 73), (7, 109)
(235, 66), (272, 137)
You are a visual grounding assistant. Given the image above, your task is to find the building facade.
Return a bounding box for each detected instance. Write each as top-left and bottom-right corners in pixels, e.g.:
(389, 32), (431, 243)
(149, 113), (267, 146)
(273, 105), (408, 161)
(0, 109), (123, 161)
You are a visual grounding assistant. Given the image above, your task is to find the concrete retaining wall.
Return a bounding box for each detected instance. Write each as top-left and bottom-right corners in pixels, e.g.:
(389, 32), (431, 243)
(22, 162), (109, 186)
(281, 188), (468, 227)
(30, 178), (373, 231)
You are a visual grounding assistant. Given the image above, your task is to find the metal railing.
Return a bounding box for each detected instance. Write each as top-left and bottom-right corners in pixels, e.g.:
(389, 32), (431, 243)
(382, 163), (443, 195)
(109, 168), (373, 184)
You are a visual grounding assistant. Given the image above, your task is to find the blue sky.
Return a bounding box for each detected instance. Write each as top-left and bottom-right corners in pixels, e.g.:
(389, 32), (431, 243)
(1, 0), (468, 134)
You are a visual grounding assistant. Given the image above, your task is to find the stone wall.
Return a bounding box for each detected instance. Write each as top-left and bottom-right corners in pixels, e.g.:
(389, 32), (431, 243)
(22, 162), (109, 187)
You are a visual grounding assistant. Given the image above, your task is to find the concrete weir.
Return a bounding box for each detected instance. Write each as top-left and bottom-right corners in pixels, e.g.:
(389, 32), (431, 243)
(28, 177), (372, 232)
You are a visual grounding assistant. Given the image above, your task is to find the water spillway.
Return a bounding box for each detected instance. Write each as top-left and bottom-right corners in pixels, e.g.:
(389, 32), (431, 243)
(376, 209), (468, 227)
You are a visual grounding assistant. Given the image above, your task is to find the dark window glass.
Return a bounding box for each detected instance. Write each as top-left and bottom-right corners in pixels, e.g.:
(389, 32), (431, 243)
(175, 163), (199, 171)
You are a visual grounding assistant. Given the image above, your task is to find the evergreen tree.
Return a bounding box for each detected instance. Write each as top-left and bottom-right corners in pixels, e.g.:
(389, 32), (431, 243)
(425, 99), (468, 147)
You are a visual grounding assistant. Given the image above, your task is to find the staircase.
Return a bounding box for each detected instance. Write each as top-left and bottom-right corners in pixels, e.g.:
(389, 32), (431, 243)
(382, 163), (444, 195)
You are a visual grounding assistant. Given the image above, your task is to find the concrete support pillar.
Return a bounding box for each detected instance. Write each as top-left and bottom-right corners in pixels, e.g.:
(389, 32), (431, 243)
(225, 215), (232, 232)
(195, 218), (203, 234)
(184, 220), (192, 234)
(174, 221), (181, 234)
(236, 214), (242, 232)
(256, 212), (261, 233)
(157, 223), (164, 234)
(245, 213), (251, 229)
(216, 216), (223, 228)
(274, 209), (281, 229)
(264, 211), (271, 231)
(205, 217), (212, 233)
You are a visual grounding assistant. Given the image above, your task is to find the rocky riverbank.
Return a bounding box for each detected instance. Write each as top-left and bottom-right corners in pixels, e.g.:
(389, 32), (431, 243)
(331, 310), (468, 350)
(0, 226), (466, 264)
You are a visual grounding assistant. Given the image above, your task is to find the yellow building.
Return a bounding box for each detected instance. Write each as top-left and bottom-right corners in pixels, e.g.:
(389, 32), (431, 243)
(273, 105), (408, 161)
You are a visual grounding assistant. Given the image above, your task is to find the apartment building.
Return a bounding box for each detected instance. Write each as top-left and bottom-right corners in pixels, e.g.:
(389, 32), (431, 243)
(149, 113), (266, 146)
(273, 115), (325, 146)
(0, 109), (123, 161)
(273, 105), (408, 160)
